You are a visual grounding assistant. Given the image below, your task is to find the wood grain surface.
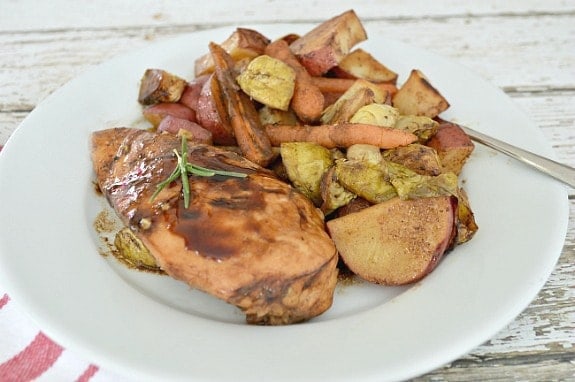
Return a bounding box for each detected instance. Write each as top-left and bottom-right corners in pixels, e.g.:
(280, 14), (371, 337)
(1, 1), (573, 380)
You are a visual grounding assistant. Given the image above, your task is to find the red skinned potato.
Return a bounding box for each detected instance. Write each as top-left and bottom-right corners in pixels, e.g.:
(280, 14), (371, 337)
(142, 102), (196, 128)
(327, 195), (458, 285)
(195, 74), (236, 146)
(157, 115), (213, 144)
(179, 74), (211, 111)
(426, 120), (475, 175)
(289, 10), (367, 76)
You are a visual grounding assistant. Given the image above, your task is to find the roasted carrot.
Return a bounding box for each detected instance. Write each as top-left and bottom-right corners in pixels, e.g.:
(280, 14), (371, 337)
(264, 123), (417, 149)
(310, 77), (398, 96)
(209, 42), (274, 167)
(264, 39), (325, 122)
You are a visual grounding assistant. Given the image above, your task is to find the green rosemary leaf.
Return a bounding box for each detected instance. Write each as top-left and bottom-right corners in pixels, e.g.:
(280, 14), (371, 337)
(151, 135), (249, 207)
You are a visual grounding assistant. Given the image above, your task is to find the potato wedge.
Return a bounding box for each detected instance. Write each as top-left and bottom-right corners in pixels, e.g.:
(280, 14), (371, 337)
(331, 48), (398, 84)
(327, 196), (457, 285)
(426, 120), (474, 175)
(142, 102), (196, 128)
(194, 28), (270, 76)
(392, 69), (450, 118)
(289, 10), (367, 76)
(137, 69), (187, 105)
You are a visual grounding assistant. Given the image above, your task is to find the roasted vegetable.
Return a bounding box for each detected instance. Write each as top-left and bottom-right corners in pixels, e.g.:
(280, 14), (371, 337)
(335, 159), (397, 204)
(210, 43), (274, 167)
(265, 39), (325, 122)
(426, 120), (475, 175)
(455, 188), (479, 244)
(349, 103), (399, 127)
(392, 69), (450, 118)
(321, 79), (388, 124)
(138, 69), (187, 105)
(236, 55), (296, 111)
(384, 160), (458, 199)
(194, 28), (270, 77)
(394, 115), (439, 143)
(289, 9), (367, 76)
(258, 106), (298, 126)
(320, 166), (356, 215)
(142, 102), (196, 128)
(265, 122), (417, 149)
(383, 143), (442, 176)
(327, 196), (457, 285)
(345, 144), (382, 164)
(331, 48), (398, 84)
(114, 228), (163, 273)
(280, 142), (333, 206)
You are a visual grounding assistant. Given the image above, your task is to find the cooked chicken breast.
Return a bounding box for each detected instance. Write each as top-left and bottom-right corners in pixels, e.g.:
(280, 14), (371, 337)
(91, 128), (338, 324)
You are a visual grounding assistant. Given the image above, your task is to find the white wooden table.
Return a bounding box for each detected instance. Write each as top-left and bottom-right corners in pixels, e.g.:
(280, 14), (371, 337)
(1, 1), (573, 380)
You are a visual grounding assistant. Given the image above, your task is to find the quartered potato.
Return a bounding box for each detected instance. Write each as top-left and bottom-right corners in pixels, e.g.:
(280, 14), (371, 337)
(392, 69), (450, 118)
(138, 69), (187, 105)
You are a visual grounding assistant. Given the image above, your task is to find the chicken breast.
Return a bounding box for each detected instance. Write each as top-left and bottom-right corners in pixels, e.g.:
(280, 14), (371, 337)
(91, 128), (338, 324)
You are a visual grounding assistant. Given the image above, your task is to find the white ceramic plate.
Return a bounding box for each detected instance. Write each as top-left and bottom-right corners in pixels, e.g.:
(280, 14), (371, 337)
(0, 24), (568, 382)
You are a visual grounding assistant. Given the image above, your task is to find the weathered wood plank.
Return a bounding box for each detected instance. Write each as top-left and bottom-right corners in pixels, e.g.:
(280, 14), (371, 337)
(1, 0), (574, 32)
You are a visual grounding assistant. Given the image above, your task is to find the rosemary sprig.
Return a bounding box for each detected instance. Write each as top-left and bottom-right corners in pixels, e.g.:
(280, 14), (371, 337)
(150, 136), (248, 208)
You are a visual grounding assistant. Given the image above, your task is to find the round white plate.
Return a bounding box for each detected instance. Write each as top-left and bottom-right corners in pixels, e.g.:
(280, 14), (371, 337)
(0, 24), (568, 382)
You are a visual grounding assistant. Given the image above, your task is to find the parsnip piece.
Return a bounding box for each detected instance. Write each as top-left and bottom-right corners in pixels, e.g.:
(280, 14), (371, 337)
(289, 9), (367, 76)
(327, 196), (457, 285)
(194, 28), (270, 76)
(335, 48), (398, 83)
(321, 79), (388, 124)
(138, 69), (187, 105)
(236, 55), (296, 111)
(392, 69), (450, 118)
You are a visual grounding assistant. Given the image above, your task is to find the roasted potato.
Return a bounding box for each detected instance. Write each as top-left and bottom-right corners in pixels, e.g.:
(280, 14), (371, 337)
(426, 120), (475, 175)
(138, 69), (187, 105)
(289, 10), (367, 76)
(194, 28), (270, 76)
(327, 196), (457, 285)
(331, 48), (398, 84)
(392, 69), (450, 118)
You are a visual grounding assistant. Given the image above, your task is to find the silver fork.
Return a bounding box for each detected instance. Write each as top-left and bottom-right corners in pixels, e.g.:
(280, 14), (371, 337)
(460, 126), (575, 188)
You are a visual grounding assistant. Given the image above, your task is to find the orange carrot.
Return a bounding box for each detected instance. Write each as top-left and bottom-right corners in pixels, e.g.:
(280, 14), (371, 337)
(264, 123), (417, 149)
(310, 77), (398, 96)
(264, 39), (325, 122)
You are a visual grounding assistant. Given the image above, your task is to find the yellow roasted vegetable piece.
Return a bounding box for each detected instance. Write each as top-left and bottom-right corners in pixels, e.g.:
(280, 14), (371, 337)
(349, 104), (399, 127)
(280, 142), (334, 206)
(236, 55), (296, 111)
(114, 228), (163, 273)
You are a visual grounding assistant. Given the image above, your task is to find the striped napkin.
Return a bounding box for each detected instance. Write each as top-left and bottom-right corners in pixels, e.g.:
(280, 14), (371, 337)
(0, 291), (133, 382)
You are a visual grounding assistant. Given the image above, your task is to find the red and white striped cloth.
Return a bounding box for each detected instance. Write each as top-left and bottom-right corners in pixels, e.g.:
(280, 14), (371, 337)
(0, 146), (132, 381)
(0, 290), (131, 382)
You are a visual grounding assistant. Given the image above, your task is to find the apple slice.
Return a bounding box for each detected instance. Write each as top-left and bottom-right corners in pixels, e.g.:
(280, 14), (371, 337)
(327, 196), (457, 285)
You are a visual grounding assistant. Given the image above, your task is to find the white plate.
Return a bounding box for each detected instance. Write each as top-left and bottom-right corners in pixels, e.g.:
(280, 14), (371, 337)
(0, 24), (568, 382)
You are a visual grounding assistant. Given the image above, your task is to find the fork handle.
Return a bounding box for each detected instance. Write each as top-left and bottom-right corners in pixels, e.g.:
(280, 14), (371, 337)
(460, 126), (575, 188)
